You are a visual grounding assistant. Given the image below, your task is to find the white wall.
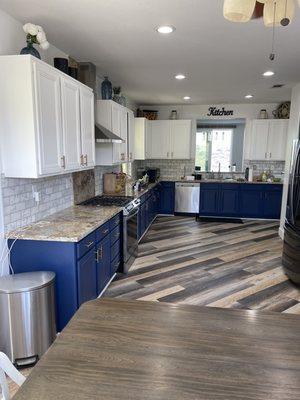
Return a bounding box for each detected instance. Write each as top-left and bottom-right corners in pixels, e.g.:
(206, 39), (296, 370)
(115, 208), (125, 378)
(0, 8), (68, 276)
(140, 103), (279, 159)
(279, 84), (300, 238)
(0, 9), (68, 64)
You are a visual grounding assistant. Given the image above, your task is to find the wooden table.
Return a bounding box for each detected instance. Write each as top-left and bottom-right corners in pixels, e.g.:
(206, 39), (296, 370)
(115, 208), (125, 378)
(14, 299), (300, 399)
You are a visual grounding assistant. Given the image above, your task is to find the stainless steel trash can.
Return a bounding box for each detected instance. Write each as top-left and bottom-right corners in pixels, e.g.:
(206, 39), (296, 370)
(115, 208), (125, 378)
(0, 271), (56, 367)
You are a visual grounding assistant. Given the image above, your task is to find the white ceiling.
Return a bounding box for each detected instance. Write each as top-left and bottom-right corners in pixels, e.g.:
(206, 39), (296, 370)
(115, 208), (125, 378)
(1, 0), (300, 105)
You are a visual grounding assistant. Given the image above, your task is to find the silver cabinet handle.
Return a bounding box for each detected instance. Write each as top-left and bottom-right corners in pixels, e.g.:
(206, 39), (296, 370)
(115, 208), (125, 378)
(270, 152), (272, 158)
(60, 155), (66, 169)
(85, 241), (94, 248)
(80, 155), (84, 166)
(171, 151), (174, 158)
(167, 152), (169, 158)
(84, 154), (88, 166)
(102, 229), (109, 235)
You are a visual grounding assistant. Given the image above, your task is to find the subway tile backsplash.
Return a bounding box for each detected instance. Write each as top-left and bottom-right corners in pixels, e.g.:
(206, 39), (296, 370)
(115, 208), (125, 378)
(2, 165), (121, 233)
(2, 173), (74, 232)
(2, 157), (285, 233)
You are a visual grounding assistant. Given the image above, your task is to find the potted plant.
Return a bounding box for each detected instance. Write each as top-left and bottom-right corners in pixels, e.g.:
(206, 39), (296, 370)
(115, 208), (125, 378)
(20, 23), (49, 59)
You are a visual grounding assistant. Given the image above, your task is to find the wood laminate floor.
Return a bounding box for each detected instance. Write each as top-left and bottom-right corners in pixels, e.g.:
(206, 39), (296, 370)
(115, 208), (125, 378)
(105, 216), (300, 314)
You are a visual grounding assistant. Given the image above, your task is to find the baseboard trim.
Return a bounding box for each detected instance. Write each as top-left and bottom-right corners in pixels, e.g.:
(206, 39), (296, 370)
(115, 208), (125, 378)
(279, 226), (284, 240)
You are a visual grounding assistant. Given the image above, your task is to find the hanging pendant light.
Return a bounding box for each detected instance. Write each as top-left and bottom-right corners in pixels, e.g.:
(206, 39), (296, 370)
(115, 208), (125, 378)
(223, 0), (257, 22)
(263, 0), (295, 27)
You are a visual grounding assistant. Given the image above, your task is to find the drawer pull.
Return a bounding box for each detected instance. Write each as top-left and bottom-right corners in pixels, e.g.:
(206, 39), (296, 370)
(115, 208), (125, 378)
(85, 241), (94, 248)
(102, 229), (109, 235)
(114, 232), (120, 238)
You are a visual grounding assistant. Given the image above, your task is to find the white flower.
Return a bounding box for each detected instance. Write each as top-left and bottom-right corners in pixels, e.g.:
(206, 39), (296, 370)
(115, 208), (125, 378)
(37, 31), (47, 43)
(36, 25), (44, 33)
(23, 23), (38, 36)
(39, 41), (50, 50)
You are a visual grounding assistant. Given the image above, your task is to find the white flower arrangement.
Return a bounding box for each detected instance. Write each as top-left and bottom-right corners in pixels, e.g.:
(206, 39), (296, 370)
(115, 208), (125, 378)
(23, 23), (50, 50)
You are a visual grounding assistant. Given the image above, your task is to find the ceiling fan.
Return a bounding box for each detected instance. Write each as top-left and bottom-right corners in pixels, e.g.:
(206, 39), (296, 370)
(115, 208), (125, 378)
(223, 0), (298, 27)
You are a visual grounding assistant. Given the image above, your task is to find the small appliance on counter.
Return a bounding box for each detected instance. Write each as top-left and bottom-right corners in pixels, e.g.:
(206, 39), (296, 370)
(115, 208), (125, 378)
(193, 166), (202, 180)
(143, 168), (160, 183)
(103, 173), (126, 194)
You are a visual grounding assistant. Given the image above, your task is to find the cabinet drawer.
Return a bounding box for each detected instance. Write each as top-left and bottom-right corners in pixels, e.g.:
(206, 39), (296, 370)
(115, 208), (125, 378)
(111, 239), (121, 261)
(96, 221), (110, 243)
(77, 231), (96, 259)
(110, 224), (121, 245)
(111, 253), (121, 274)
(109, 213), (121, 230)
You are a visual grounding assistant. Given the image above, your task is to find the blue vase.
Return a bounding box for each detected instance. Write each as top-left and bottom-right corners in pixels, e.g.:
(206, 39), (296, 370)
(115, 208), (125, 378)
(101, 77), (112, 100)
(20, 42), (41, 59)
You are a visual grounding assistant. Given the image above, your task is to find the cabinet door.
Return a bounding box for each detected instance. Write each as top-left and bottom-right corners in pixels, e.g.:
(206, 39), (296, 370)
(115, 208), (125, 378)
(251, 120), (269, 160)
(160, 183), (175, 214)
(268, 120), (288, 160)
(77, 249), (97, 306)
(263, 186), (283, 219)
(199, 186), (219, 215)
(80, 87), (95, 168)
(120, 108), (128, 162)
(128, 110), (135, 162)
(111, 102), (122, 137)
(240, 186), (263, 218)
(148, 121), (170, 159)
(33, 62), (62, 175)
(96, 235), (111, 294)
(170, 120), (191, 159)
(61, 77), (81, 171)
(219, 185), (240, 216)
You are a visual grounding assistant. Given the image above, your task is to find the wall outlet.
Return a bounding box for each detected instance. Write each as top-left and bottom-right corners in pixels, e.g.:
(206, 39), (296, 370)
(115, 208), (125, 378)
(32, 189), (40, 203)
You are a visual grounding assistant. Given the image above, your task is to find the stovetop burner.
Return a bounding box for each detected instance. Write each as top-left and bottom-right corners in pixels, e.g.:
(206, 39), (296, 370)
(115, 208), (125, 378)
(80, 195), (134, 207)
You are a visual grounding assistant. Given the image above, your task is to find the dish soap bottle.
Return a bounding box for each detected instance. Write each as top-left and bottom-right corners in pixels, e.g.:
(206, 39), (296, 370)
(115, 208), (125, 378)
(261, 170), (267, 182)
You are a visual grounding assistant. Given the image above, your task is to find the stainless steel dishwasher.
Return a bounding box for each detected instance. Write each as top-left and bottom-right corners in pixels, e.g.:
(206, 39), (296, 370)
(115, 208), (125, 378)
(175, 182), (200, 213)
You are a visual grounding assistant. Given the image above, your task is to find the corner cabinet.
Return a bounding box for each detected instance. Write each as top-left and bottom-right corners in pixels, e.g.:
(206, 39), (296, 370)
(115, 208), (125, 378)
(0, 55), (95, 178)
(250, 119), (288, 161)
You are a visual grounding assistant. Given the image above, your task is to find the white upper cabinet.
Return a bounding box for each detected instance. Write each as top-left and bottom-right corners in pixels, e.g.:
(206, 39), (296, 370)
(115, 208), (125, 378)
(148, 121), (170, 159)
(250, 119), (288, 161)
(134, 118), (149, 160)
(145, 120), (192, 160)
(33, 61), (63, 175)
(127, 110), (135, 162)
(170, 120), (191, 159)
(80, 86), (95, 168)
(60, 76), (81, 171)
(95, 100), (134, 165)
(0, 55), (95, 178)
(268, 119), (289, 160)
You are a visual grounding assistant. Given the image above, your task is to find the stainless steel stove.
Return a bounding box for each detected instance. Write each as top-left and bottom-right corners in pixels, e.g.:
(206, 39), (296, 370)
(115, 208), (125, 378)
(80, 195), (140, 273)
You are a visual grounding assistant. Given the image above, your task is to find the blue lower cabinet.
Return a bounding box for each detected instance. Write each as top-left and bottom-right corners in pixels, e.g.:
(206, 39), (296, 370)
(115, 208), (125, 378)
(96, 235), (111, 294)
(160, 182), (175, 214)
(111, 254), (121, 275)
(219, 184), (240, 217)
(263, 186), (283, 219)
(199, 184), (219, 215)
(9, 212), (124, 332)
(77, 249), (97, 306)
(200, 183), (283, 220)
(240, 186), (263, 218)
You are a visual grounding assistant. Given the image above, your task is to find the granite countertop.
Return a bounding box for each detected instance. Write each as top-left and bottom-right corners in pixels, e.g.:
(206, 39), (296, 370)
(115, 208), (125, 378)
(7, 205), (122, 243)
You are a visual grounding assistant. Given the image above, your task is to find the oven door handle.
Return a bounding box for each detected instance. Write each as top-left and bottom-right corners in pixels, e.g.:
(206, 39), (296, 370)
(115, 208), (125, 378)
(124, 209), (139, 220)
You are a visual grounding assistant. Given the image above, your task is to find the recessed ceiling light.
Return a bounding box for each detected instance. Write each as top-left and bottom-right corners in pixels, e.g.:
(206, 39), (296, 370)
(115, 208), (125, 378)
(156, 25), (175, 34)
(175, 74), (186, 80)
(245, 94), (253, 99)
(183, 96), (191, 100)
(263, 70), (275, 77)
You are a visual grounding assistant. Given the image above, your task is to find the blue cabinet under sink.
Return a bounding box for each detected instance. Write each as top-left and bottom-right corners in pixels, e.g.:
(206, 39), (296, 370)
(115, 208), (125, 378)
(199, 183), (282, 219)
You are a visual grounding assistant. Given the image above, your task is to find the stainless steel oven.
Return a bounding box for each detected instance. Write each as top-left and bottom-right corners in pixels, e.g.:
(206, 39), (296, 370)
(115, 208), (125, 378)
(123, 199), (140, 273)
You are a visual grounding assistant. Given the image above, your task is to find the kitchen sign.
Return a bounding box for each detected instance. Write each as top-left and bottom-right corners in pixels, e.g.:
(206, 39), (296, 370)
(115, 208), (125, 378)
(207, 107), (234, 117)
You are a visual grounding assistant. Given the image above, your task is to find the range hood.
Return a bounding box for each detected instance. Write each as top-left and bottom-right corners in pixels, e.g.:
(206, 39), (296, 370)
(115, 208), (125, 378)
(95, 123), (124, 143)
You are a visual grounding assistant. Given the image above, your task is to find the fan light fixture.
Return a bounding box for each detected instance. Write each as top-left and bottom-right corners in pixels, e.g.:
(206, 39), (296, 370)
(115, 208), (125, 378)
(223, 0), (298, 26)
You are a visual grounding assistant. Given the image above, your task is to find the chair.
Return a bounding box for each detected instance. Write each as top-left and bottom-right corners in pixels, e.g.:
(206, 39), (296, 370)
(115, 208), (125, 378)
(0, 352), (25, 400)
